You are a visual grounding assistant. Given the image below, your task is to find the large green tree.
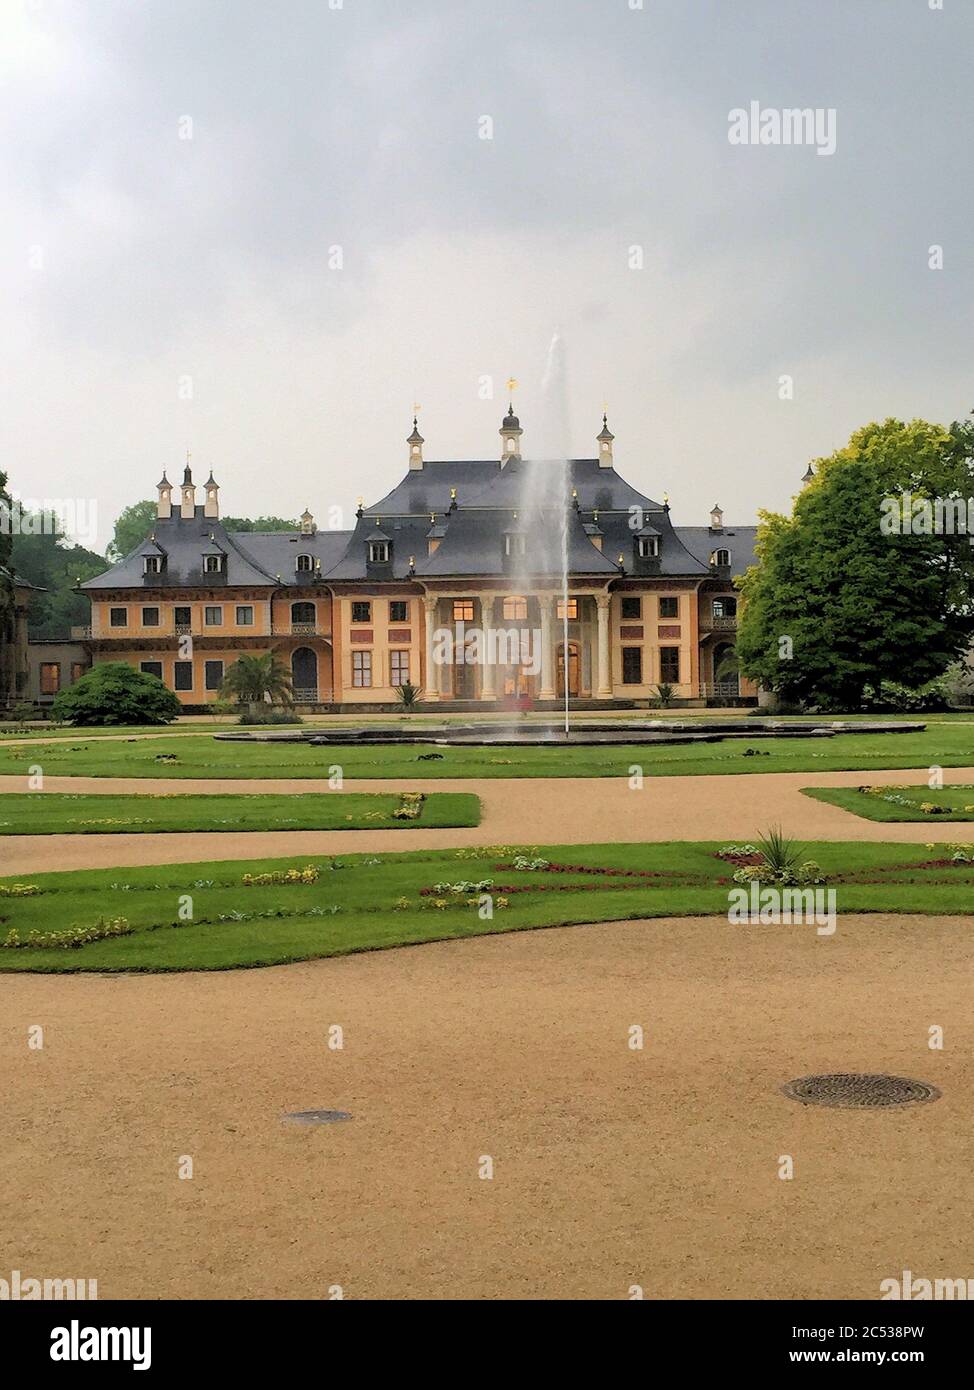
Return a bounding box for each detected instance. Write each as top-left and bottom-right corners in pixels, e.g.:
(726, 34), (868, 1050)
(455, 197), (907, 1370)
(108, 500), (157, 561)
(736, 418), (974, 709)
(9, 511), (106, 639)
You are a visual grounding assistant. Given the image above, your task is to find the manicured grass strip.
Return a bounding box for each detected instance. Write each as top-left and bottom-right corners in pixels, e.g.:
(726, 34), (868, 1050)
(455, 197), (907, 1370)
(0, 791), (479, 835)
(1, 725), (974, 781)
(2, 839), (973, 972)
(803, 784), (974, 823)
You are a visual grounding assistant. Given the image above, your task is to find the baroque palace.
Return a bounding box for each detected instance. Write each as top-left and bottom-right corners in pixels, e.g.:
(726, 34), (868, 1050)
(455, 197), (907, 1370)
(77, 409), (757, 709)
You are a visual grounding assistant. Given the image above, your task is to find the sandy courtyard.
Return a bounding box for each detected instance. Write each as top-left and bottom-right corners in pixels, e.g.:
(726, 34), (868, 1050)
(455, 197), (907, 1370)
(2, 912), (970, 1301)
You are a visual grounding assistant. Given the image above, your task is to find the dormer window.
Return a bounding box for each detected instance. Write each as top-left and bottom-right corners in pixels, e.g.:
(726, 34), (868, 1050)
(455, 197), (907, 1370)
(143, 555), (162, 574)
(369, 540), (390, 564)
(203, 554), (223, 574)
(711, 548), (731, 567)
(504, 533), (526, 557)
(296, 554), (313, 572)
(637, 536), (659, 559)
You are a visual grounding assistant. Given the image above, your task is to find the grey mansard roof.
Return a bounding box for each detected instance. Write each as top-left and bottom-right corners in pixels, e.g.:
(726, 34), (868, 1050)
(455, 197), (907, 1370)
(80, 456), (757, 591)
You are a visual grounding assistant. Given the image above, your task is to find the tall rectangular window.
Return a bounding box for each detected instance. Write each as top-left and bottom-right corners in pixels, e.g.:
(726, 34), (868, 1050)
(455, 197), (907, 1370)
(204, 660), (224, 690)
(142, 606), (160, 627)
(204, 606), (222, 626)
(622, 648), (642, 685)
(174, 606), (191, 629)
(452, 599), (474, 621)
(39, 662), (61, 695)
(204, 555), (222, 573)
(351, 601), (371, 623)
(659, 597), (679, 619)
(174, 661), (193, 691)
(621, 596), (641, 620)
(502, 597), (528, 620)
(660, 647), (680, 683)
(235, 605), (254, 626)
(352, 651), (372, 688)
(389, 600), (408, 622)
(110, 607), (127, 627)
(556, 598), (578, 620)
(70, 662), (87, 683)
(140, 661), (163, 681)
(390, 651), (410, 686)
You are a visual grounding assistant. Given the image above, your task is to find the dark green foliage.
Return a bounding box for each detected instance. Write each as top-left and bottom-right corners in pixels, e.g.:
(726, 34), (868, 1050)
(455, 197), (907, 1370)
(52, 662), (181, 726)
(737, 419), (974, 709)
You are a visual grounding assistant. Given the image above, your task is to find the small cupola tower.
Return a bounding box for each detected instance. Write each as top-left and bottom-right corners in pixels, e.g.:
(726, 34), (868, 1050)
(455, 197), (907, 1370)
(156, 470), (172, 520)
(407, 415), (424, 471)
(709, 503), (724, 532)
(204, 470), (220, 519)
(500, 402), (522, 466)
(180, 460), (196, 519)
(300, 508), (316, 535)
(597, 413), (615, 468)
(802, 463), (815, 488)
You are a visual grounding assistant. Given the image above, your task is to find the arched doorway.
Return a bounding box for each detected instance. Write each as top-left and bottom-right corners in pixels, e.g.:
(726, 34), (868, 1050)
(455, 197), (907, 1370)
(713, 642), (739, 696)
(556, 642), (580, 698)
(292, 646), (318, 702)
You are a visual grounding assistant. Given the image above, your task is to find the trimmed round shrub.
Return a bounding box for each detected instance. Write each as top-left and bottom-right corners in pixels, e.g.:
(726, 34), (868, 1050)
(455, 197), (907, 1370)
(52, 662), (181, 726)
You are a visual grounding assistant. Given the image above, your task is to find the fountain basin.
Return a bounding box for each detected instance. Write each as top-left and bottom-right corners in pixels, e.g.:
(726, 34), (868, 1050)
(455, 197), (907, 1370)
(214, 719), (925, 747)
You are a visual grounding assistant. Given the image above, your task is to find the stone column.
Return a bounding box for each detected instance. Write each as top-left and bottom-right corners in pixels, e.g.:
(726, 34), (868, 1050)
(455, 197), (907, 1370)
(538, 594), (556, 700)
(423, 595), (440, 702)
(596, 593), (612, 699)
(480, 594), (497, 700)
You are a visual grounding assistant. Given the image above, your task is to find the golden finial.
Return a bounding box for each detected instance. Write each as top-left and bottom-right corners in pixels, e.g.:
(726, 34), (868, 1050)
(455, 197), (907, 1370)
(450, 487), (457, 500)
(571, 487), (578, 499)
(506, 376), (518, 395)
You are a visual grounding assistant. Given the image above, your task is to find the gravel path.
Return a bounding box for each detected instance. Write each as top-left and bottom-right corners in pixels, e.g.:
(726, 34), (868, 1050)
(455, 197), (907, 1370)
(1, 766), (972, 874)
(2, 913), (967, 1300)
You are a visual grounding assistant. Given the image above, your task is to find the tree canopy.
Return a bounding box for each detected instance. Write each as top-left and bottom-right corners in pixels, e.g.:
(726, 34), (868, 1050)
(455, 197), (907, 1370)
(9, 511), (106, 639)
(736, 417), (974, 709)
(52, 662), (181, 726)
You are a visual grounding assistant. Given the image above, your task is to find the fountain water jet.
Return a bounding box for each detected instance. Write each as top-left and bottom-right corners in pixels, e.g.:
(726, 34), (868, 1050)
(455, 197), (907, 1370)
(512, 331), (572, 735)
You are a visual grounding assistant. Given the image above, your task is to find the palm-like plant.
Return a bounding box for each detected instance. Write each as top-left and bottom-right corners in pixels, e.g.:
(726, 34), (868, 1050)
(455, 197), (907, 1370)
(756, 824), (804, 877)
(220, 653), (294, 719)
(394, 681), (423, 709)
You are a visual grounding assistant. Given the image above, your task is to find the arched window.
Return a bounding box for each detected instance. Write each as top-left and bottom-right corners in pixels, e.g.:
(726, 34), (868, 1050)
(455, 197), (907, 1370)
(712, 548), (731, 567)
(503, 596), (528, 621)
(296, 554), (313, 572)
(292, 601), (315, 626)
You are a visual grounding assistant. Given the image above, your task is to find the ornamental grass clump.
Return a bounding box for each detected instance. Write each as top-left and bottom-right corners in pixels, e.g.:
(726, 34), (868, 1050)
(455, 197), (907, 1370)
(731, 825), (827, 886)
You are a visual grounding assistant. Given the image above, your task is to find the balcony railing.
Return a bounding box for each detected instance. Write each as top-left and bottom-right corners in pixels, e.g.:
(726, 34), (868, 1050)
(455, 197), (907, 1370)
(700, 614), (738, 631)
(71, 625), (91, 639)
(292, 687), (320, 703)
(272, 622), (323, 636)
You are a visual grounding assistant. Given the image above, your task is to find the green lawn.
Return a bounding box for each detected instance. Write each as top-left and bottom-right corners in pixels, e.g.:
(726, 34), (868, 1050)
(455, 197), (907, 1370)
(2, 839), (972, 972)
(804, 784), (974, 823)
(0, 791), (479, 835)
(1, 724), (973, 780)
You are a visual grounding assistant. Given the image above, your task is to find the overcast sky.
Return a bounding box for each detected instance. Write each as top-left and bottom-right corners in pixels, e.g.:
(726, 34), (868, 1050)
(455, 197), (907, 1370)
(2, 0), (971, 550)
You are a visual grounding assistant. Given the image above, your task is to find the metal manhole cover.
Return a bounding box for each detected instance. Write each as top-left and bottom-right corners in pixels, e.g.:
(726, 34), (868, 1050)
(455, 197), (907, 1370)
(284, 1110), (352, 1125)
(782, 1073), (940, 1109)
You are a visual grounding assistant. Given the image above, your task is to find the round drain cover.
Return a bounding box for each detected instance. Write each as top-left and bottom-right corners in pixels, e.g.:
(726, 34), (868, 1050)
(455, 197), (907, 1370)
(782, 1073), (940, 1109)
(284, 1109), (352, 1125)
